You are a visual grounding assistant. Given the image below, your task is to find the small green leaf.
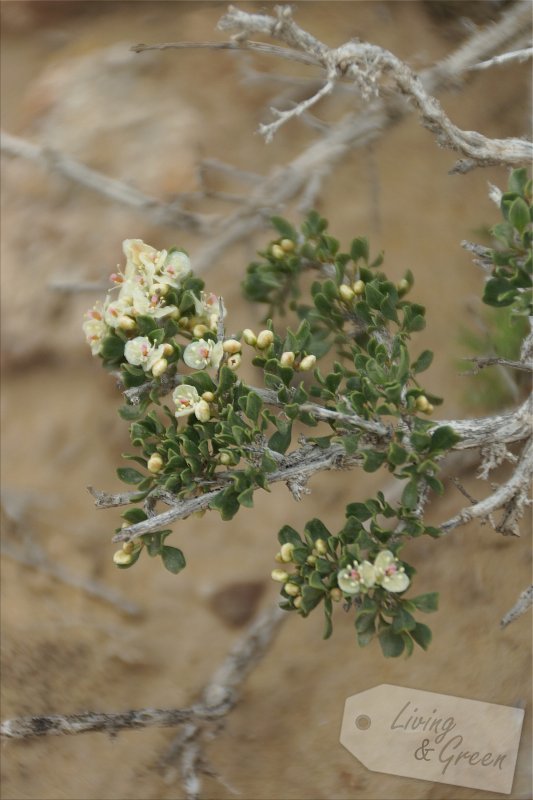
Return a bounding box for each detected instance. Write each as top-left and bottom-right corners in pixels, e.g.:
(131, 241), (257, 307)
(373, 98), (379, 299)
(350, 237), (369, 263)
(269, 420), (292, 454)
(411, 622), (432, 650)
(121, 508), (148, 524)
(412, 350), (433, 374)
(402, 480), (419, 510)
(362, 450), (386, 473)
(428, 426), (461, 454)
(116, 467), (145, 485)
(509, 197), (530, 234)
(391, 608), (417, 633)
(245, 392), (262, 423)
(237, 486), (254, 508)
(161, 545), (186, 574)
(278, 525), (302, 546)
(388, 442), (408, 466)
(379, 627), (405, 658)
(509, 168), (528, 195)
(100, 335), (125, 361)
(411, 593), (439, 613)
(300, 585), (324, 614)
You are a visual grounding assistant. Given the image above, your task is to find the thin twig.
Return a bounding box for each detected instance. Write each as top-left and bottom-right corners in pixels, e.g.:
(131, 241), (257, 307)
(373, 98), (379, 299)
(500, 585), (533, 628)
(463, 355), (533, 374)
(440, 437), (533, 534)
(0, 131), (214, 233)
(1, 602), (286, 741)
(1, 540), (141, 617)
(468, 46), (533, 71)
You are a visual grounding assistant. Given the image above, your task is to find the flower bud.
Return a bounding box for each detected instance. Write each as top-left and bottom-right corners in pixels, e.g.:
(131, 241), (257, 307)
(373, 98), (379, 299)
(284, 582), (300, 597)
(397, 278), (410, 294)
(227, 353), (242, 370)
(193, 323), (209, 339)
(118, 315), (136, 331)
(202, 391), (215, 402)
(339, 284), (355, 302)
(153, 282), (169, 296)
(299, 354), (316, 372)
(271, 569), (289, 583)
(194, 399), (211, 422)
(426, 403), (434, 415)
(223, 339), (241, 355)
(415, 395), (430, 413)
(122, 540), (135, 554)
(162, 343), (174, 357)
(274, 552), (284, 563)
(178, 316), (189, 328)
(280, 351), (295, 367)
(113, 549), (134, 566)
(219, 452), (232, 465)
(242, 329), (257, 346)
(280, 238), (295, 253)
(151, 358), (168, 377)
(293, 595), (303, 609)
(353, 279), (365, 296)
(280, 542), (295, 563)
(330, 588), (343, 602)
(315, 538), (328, 555)
(147, 453), (164, 473)
(271, 244), (284, 259)
(256, 330), (274, 350)
(306, 555), (317, 566)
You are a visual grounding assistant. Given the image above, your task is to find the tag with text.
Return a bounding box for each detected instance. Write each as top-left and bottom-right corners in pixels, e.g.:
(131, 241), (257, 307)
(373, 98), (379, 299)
(340, 684), (524, 794)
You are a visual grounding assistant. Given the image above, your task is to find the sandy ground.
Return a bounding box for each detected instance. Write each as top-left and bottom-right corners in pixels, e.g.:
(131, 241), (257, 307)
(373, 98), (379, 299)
(1, 3), (531, 799)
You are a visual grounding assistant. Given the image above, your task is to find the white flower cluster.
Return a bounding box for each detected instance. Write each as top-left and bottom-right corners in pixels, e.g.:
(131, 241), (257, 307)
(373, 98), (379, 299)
(83, 239), (191, 363)
(337, 550), (409, 595)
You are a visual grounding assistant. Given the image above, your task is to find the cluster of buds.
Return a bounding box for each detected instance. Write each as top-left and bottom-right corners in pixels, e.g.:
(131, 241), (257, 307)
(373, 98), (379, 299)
(337, 550), (409, 595)
(338, 278), (366, 303)
(415, 394), (434, 415)
(270, 238), (296, 260)
(271, 538), (331, 609)
(279, 351), (316, 372)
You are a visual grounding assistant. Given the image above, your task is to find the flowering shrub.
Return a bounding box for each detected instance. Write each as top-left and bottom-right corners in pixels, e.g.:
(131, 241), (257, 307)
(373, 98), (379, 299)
(84, 170), (531, 658)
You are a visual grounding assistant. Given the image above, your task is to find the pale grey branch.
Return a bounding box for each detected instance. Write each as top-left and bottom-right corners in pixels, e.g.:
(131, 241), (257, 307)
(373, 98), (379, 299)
(440, 437), (533, 534)
(500, 584), (533, 628)
(0, 131), (213, 232)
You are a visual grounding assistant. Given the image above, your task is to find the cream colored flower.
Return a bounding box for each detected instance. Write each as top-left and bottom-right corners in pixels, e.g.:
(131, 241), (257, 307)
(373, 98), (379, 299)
(82, 305), (107, 355)
(193, 292), (226, 331)
(373, 550), (410, 593)
(158, 250), (191, 287)
(124, 337), (165, 372)
(183, 339), (224, 370)
(173, 384), (200, 418)
(337, 562), (365, 595)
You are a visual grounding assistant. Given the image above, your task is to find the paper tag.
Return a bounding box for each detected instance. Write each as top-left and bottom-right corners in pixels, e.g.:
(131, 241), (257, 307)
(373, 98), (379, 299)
(340, 685), (524, 794)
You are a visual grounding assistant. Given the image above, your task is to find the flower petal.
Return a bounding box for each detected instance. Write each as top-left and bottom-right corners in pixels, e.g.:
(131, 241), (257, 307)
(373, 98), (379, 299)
(381, 570), (410, 593)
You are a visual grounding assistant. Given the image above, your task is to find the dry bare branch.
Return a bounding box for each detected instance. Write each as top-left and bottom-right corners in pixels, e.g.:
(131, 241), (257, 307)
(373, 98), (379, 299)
(0, 130), (214, 233)
(440, 436), (533, 534)
(1, 540), (141, 617)
(1, 602), (286, 742)
(468, 46), (533, 72)
(217, 4), (532, 167)
(500, 584), (533, 628)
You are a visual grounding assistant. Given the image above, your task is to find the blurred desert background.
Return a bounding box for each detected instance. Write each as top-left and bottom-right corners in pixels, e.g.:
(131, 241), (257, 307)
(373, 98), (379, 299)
(1, 2), (531, 799)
